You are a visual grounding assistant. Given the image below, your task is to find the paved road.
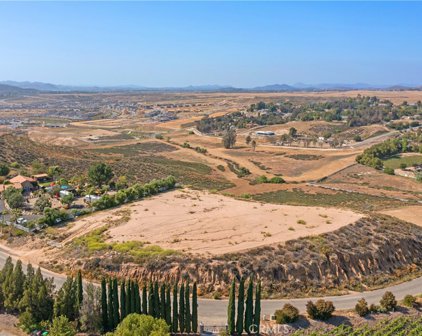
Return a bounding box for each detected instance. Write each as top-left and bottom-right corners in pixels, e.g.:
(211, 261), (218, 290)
(199, 276), (422, 325)
(0, 247), (420, 325)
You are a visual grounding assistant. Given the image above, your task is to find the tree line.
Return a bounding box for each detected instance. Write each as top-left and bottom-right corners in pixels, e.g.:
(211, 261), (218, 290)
(356, 131), (422, 169)
(93, 175), (177, 211)
(227, 278), (261, 335)
(101, 278), (199, 334)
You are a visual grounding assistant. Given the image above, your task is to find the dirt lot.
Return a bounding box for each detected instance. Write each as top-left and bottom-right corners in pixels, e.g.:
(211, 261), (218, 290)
(381, 206), (422, 226)
(62, 189), (363, 256)
(0, 314), (25, 336)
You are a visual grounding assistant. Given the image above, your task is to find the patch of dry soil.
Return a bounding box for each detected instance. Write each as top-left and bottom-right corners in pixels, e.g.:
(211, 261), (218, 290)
(381, 206), (422, 226)
(66, 189), (363, 255)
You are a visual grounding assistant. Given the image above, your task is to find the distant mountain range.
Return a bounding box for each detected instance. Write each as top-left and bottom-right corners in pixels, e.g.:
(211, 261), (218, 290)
(0, 80), (421, 94)
(0, 83), (38, 96)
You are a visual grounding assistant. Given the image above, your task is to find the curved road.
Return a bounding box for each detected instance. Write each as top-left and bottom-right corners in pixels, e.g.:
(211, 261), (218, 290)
(0, 247), (421, 325)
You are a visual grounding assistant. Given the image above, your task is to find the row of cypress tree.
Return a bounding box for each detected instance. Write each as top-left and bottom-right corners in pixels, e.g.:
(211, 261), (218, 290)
(227, 278), (261, 335)
(101, 278), (199, 333)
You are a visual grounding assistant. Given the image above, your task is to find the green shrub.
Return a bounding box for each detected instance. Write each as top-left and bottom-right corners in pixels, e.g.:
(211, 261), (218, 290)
(403, 294), (416, 308)
(256, 175), (268, 184)
(269, 176), (285, 184)
(306, 300), (335, 321)
(195, 146), (207, 154)
(355, 298), (369, 317)
(113, 314), (169, 336)
(383, 167), (395, 175)
(275, 304), (299, 324)
(380, 291), (397, 312)
(0, 164), (10, 176)
(3, 187), (24, 209)
(49, 316), (76, 336)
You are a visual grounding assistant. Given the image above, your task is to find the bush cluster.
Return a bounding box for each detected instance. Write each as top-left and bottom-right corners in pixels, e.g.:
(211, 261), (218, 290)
(275, 304), (299, 324)
(255, 175), (285, 184)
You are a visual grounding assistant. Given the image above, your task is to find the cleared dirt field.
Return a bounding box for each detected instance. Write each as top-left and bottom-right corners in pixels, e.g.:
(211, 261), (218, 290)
(64, 189), (363, 256)
(28, 126), (122, 147)
(381, 206), (422, 226)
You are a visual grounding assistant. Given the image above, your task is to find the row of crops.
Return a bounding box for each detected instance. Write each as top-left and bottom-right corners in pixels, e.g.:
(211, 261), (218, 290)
(291, 315), (422, 336)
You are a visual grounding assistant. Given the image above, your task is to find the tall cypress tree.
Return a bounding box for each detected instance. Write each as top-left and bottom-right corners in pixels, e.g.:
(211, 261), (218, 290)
(236, 278), (245, 335)
(172, 284), (179, 333)
(227, 280), (236, 335)
(185, 281), (191, 333)
(5, 259), (25, 313)
(153, 282), (160, 318)
(142, 285), (148, 314)
(244, 278), (254, 334)
(134, 282), (141, 313)
(254, 281), (261, 335)
(166, 285), (172, 326)
(113, 278), (120, 324)
(148, 282), (154, 316)
(179, 283), (185, 332)
(125, 280), (131, 315)
(160, 284), (166, 319)
(192, 282), (198, 333)
(101, 278), (108, 332)
(130, 281), (136, 314)
(107, 279), (115, 329)
(76, 270), (83, 308)
(120, 280), (126, 320)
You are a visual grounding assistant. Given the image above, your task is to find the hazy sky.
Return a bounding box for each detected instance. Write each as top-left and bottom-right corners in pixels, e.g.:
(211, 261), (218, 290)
(1, 1), (422, 87)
